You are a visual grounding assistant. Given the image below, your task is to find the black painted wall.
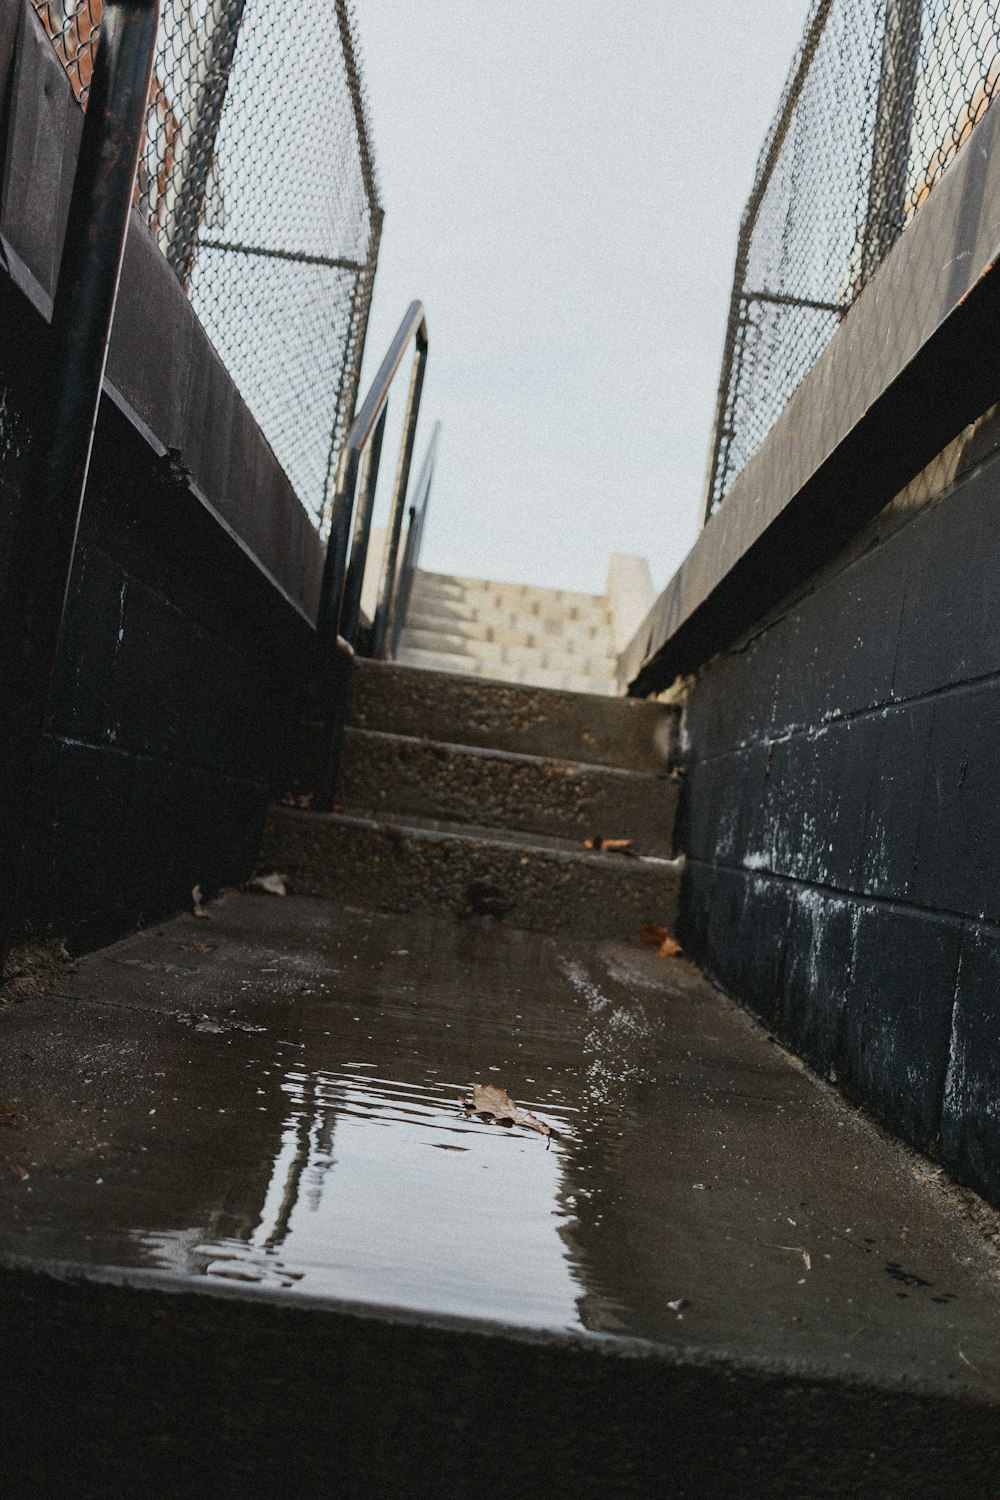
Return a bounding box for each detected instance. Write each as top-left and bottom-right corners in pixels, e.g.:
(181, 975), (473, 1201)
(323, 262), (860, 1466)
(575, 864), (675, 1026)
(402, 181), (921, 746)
(677, 407), (1000, 1210)
(1, 275), (318, 951)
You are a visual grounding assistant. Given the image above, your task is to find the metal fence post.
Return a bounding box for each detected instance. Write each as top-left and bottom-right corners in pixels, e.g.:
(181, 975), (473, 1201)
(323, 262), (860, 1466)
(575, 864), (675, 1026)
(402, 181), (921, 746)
(861, 0), (923, 281)
(0, 0), (160, 976)
(162, 0), (248, 286)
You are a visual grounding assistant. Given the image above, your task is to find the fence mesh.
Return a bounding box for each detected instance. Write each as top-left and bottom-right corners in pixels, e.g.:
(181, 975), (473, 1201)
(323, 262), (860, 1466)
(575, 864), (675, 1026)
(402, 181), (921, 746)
(704, 0), (1000, 519)
(32, 0), (381, 530)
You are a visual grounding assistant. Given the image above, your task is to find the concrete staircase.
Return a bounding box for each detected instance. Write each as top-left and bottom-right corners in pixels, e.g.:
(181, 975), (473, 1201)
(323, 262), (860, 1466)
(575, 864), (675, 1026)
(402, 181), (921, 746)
(389, 554), (655, 696)
(265, 659), (683, 932)
(3, 660), (1000, 1498)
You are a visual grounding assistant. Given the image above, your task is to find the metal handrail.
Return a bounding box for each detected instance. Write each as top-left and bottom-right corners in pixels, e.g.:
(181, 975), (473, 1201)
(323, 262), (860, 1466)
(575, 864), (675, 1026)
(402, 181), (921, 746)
(388, 420), (440, 659)
(314, 300), (429, 806)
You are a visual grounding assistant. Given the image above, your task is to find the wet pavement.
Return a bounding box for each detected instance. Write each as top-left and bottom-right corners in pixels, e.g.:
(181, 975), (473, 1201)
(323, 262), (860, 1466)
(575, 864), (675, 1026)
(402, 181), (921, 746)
(2, 890), (1000, 1399)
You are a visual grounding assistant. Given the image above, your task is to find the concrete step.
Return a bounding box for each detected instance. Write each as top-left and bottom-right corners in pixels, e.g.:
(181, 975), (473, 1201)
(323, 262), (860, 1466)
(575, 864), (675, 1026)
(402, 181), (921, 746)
(394, 644), (484, 676)
(409, 586), (613, 631)
(394, 648), (619, 696)
(483, 663), (619, 695)
(405, 593), (613, 632)
(416, 569), (611, 616)
(346, 659), (677, 772)
(399, 627), (616, 676)
(403, 610), (610, 650)
(337, 727), (678, 854)
(4, 891), (1000, 1497)
(263, 805), (683, 937)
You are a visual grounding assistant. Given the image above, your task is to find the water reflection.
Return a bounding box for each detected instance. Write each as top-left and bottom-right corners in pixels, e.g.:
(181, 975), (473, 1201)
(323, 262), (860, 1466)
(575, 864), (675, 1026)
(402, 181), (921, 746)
(141, 1062), (586, 1329)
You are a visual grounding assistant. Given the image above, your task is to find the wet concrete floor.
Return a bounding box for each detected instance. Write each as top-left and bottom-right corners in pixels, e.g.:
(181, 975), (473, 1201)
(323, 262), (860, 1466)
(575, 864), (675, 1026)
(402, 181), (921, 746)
(2, 890), (999, 1403)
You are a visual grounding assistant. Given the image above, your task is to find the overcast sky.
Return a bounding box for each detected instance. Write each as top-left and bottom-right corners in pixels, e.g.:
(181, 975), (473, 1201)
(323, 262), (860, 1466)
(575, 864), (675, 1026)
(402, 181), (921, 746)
(355, 2), (813, 596)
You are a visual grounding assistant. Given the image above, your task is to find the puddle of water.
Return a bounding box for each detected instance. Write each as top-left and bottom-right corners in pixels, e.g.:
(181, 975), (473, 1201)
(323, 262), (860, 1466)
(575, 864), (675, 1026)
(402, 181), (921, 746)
(140, 1064), (585, 1330)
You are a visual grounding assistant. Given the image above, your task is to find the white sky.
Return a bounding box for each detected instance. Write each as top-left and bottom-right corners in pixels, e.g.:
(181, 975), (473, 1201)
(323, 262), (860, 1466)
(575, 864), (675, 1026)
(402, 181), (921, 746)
(355, 2), (813, 596)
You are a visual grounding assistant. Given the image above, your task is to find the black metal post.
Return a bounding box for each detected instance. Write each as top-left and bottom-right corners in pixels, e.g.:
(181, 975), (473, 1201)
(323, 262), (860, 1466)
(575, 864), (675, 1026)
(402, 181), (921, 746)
(861, 0), (923, 282)
(313, 301), (427, 809)
(312, 405), (388, 810)
(388, 421), (440, 659)
(163, 0), (247, 287)
(0, 0), (160, 976)
(370, 336), (428, 656)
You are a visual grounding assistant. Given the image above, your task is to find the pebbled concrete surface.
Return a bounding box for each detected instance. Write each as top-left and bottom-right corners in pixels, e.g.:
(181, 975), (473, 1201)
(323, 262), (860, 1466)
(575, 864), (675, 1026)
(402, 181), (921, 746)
(262, 805), (682, 936)
(337, 726), (678, 855)
(1, 892), (1000, 1497)
(346, 659), (677, 772)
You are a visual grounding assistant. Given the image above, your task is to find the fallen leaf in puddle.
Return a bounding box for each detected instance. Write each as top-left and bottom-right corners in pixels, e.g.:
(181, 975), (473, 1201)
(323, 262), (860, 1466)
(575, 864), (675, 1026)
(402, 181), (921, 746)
(657, 936), (683, 958)
(191, 885), (210, 920)
(762, 1242), (812, 1271)
(178, 1012), (266, 1035)
(463, 1082), (557, 1139)
(958, 1350), (1000, 1389)
(250, 872), (287, 896)
(583, 836), (634, 855)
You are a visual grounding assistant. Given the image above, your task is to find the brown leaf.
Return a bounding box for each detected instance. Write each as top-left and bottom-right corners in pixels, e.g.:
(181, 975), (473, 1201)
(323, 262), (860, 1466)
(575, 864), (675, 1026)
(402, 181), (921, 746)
(191, 885), (210, 920)
(640, 922), (668, 946)
(657, 936), (683, 958)
(250, 872), (287, 896)
(178, 941), (217, 953)
(464, 1082), (556, 1139)
(584, 836), (634, 854)
(281, 792), (314, 810)
(8, 1162), (28, 1181)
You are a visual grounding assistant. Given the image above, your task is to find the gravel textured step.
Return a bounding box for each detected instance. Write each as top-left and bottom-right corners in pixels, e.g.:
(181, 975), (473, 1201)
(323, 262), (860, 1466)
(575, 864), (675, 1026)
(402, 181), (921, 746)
(346, 659), (677, 771)
(338, 726), (678, 854)
(4, 892), (1000, 1498)
(263, 805), (682, 937)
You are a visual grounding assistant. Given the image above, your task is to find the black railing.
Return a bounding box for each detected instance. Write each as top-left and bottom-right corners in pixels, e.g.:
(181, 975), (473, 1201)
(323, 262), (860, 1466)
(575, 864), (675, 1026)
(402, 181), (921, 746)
(314, 302), (430, 807)
(703, 0), (1000, 521)
(388, 420), (440, 660)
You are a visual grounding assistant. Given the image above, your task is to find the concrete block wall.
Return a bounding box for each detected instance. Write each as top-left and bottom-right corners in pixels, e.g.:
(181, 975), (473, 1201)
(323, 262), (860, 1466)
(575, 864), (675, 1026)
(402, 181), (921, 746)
(0, 279), (318, 950)
(677, 407), (1000, 1208)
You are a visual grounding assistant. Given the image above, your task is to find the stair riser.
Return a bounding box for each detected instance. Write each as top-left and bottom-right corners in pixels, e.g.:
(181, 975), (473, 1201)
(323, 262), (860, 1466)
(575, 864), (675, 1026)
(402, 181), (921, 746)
(400, 629), (616, 674)
(409, 592), (613, 628)
(264, 809), (680, 938)
(6, 1265), (998, 1500)
(393, 649), (620, 696)
(403, 612), (611, 649)
(415, 571), (610, 613)
(338, 729), (678, 854)
(347, 661), (678, 771)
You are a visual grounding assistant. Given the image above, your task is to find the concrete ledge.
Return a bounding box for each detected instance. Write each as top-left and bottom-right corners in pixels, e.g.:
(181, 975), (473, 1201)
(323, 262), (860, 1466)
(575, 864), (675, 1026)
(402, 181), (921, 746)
(622, 96), (1000, 692)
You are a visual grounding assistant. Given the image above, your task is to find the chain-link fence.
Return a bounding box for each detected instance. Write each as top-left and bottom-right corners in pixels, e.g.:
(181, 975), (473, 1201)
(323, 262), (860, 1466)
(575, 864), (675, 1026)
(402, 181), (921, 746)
(704, 0), (1000, 520)
(32, 0), (381, 530)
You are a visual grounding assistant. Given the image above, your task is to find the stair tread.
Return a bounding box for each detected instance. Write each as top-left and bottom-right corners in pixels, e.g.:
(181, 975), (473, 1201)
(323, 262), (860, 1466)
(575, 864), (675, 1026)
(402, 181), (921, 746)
(278, 802), (684, 869)
(4, 888), (999, 1454)
(342, 725), (672, 783)
(347, 658), (675, 772)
